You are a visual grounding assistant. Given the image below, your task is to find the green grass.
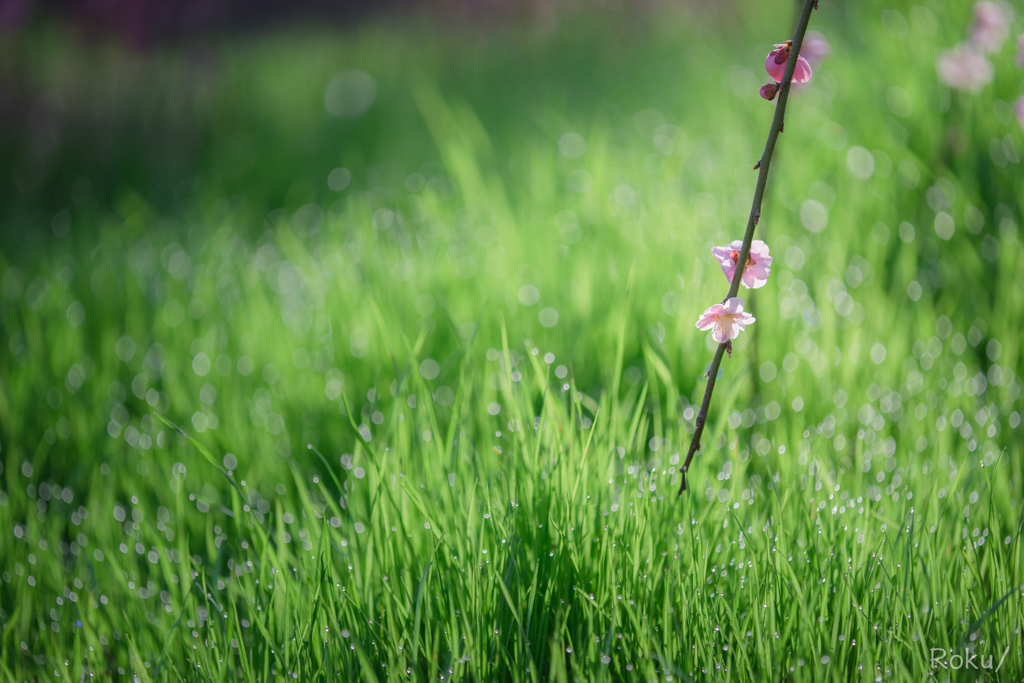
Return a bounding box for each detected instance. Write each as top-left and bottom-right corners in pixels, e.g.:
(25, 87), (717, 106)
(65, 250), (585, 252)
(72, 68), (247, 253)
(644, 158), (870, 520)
(2, 0), (1024, 680)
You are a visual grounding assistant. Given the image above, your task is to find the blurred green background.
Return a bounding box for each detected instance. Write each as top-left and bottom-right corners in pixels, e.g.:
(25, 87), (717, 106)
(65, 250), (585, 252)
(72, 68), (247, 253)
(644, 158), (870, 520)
(1, 0), (1023, 679)
(2, 0), (1020, 487)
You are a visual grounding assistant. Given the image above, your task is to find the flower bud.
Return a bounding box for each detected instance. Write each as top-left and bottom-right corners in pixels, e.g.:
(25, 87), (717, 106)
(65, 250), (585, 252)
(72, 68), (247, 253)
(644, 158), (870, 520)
(759, 83), (780, 101)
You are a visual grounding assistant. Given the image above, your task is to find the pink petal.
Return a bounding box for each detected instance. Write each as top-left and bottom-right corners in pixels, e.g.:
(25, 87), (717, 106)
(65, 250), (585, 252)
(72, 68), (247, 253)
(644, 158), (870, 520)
(711, 246), (734, 266)
(792, 56), (813, 84)
(723, 297), (745, 315)
(746, 264), (770, 289)
(749, 240), (770, 260)
(695, 304), (724, 330)
(711, 244), (739, 283)
(765, 51), (786, 82)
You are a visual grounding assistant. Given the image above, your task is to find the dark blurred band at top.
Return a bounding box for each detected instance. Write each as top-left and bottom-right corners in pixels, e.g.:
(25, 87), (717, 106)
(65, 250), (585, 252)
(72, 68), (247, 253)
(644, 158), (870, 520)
(0, 0), (408, 46)
(0, 0), (614, 47)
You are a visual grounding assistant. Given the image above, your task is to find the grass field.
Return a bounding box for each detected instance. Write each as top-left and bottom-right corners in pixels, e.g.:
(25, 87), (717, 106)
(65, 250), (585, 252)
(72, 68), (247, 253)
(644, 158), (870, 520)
(2, 0), (1024, 680)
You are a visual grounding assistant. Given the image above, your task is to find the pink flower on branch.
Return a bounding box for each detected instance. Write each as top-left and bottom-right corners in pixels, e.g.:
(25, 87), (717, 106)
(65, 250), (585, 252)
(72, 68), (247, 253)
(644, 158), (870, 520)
(695, 297), (756, 344)
(680, 0), (817, 497)
(765, 42), (813, 84)
(711, 239), (773, 289)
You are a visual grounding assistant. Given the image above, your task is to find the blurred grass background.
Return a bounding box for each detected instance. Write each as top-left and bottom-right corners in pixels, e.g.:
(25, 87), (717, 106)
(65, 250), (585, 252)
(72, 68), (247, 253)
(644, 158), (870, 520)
(1, 0), (1024, 680)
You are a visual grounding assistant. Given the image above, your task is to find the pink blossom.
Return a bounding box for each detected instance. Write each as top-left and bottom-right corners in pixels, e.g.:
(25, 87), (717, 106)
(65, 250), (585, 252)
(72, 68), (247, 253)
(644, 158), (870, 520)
(801, 31), (831, 66)
(1016, 33), (1024, 66)
(765, 43), (813, 84)
(936, 44), (994, 92)
(711, 239), (773, 289)
(695, 298), (755, 344)
(759, 83), (780, 101)
(968, 1), (1011, 55)
(1015, 97), (1024, 128)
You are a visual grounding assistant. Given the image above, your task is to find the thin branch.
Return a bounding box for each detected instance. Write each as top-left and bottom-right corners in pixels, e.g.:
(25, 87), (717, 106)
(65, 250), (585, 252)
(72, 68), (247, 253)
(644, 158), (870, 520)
(678, 0), (817, 495)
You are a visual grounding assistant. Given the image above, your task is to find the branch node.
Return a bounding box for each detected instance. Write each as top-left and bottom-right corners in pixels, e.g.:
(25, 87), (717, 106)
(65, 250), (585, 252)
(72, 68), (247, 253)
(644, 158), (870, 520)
(753, 160), (761, 170)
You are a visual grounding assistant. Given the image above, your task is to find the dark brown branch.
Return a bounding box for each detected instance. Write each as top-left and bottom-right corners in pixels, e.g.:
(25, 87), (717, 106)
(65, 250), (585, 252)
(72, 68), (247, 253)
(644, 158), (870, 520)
(678, 0), (816, 495)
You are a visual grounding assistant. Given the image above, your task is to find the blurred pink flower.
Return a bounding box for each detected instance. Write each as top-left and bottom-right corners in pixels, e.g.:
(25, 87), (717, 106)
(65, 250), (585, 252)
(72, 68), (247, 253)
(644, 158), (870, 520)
(696, 298), (755, 344)
(801, 31), (831, 66)
(1016, 34), (1024, 66)
(711, 239), (773, 289)
(759, 83), (780, 101)
(1015, 97), (1024, 127)
(765, 42), (813, 83)
(936, 44), (994, 92)
(969, 1), (1012, 55)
